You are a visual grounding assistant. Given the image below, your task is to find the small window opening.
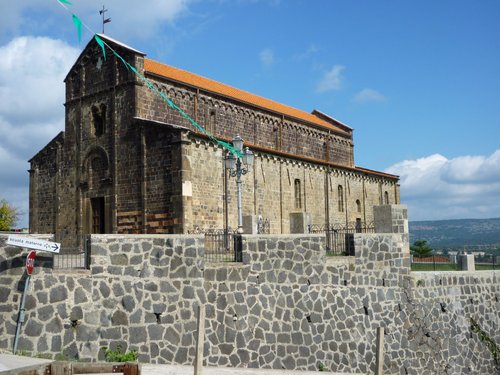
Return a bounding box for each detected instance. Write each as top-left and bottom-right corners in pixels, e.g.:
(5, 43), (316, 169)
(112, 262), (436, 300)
(384, 191), (389, 204)
(294, 179), (302, 209)
(208, 110), (216, 133)
(338, 185), (344, 212)
(92, 105), (106, 137)
(356, 199), (361, 213)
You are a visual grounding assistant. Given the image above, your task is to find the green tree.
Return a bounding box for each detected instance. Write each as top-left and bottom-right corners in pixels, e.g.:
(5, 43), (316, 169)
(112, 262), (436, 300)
(0, 199), (19, 231)
(410, 239), (433, 256)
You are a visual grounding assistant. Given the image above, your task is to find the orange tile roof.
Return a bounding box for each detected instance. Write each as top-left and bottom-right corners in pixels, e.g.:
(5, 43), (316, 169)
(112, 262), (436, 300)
(143, 58), (349, 136)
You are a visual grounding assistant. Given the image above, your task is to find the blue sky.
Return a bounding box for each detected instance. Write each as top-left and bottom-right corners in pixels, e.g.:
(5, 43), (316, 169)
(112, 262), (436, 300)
(0, 0), (499, 226)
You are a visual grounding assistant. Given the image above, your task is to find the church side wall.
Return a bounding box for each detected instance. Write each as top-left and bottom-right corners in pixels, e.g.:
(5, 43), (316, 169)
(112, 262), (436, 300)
(186, 138), (398, 233)
(140, 72), (355, 168)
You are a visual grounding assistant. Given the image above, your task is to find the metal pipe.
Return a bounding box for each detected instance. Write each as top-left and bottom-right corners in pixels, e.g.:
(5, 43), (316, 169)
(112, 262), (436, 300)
(13, 274), (31, 354)
(236, 158), (243, 233)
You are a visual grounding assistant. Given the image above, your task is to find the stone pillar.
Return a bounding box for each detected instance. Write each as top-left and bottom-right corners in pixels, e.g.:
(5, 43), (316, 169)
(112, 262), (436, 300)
(459, 254), (475, 271)
(194, 304), (206, 375)
(373, 204), (409, 255)
(242, 215), (257, 234)
(375, 327), (385, 375)
(171, 131), (192, 233)
(373, 205), (408, 234)
(289, 212), (310, 234)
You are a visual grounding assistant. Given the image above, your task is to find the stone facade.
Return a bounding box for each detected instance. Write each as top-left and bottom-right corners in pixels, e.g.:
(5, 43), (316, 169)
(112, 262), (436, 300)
(29, 35), (399, 250)
(1, 206), (498, 374)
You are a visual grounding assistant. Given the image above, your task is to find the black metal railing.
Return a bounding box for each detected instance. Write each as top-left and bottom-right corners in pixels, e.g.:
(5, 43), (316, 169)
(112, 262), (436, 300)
(309, 221), (375, 256)
(473, 255), (498, 271)
(189, 227), (242, 263)
(53, 251), (89, 269)
(257, 217), (270, 234)
(52, 235), (91, 270)
(411, 254), (498, 271)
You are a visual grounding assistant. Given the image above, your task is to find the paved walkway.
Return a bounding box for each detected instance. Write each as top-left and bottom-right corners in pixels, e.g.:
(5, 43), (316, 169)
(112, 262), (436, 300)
(0, 353), (52, 374)
(141, 364), (364, 375)
(0, 354), (364, 375)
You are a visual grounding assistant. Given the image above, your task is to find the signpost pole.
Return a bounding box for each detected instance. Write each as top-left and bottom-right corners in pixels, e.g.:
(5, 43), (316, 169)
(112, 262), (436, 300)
(13, 250), (36, 354)
(13, 273), (31, 354)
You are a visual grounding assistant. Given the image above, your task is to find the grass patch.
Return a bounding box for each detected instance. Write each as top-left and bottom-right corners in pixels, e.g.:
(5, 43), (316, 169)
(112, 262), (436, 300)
(411, 263), (458, 271)
(412, 263), (497, 271)
(475, 264), (497, 271)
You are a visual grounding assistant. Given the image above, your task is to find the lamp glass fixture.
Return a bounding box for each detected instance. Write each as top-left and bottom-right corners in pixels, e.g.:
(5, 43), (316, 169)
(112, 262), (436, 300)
(225, 152), (236, 170)
(243, 148), (254, 166)
(232, 135), (244, 152)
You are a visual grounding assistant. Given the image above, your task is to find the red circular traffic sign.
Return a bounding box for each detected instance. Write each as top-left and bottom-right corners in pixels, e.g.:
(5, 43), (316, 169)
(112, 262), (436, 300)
(26, 250), (36, 275)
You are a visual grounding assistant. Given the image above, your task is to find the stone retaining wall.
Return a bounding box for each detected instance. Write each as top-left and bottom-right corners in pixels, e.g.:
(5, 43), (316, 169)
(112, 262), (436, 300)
(0, 206), (499, 374)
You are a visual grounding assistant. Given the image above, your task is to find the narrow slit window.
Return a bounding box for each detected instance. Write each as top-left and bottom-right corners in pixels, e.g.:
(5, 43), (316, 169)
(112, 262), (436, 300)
(356, 199), (361, 213)
(92, 105), (106, 137)
(294, 179), (302, 209)
(338, 185), (344, 212)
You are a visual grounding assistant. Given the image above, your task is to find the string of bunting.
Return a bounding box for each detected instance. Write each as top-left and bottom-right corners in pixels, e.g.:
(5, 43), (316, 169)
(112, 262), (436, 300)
(55, 0), (242, 157)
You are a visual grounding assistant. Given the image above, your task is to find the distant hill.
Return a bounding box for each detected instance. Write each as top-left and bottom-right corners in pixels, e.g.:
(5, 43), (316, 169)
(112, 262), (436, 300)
(409, 218), (500, 249)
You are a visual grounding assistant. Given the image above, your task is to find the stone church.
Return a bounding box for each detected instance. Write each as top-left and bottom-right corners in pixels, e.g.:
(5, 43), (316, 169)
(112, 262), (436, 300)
(29, 35), (399, 249)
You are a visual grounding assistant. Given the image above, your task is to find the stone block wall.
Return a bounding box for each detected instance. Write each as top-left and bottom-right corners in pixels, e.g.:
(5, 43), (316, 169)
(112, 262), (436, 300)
(0, 234), (205, 363)
(0, 205), (498, 374)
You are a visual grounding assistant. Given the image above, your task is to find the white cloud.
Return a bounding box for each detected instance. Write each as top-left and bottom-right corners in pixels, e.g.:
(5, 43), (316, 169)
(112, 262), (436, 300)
(353, 88), (387, 103)
(385, 151), (500, 221)
(316, 65), (344, 93)
(76, 0), (190, 39)
(0, 36), (79, 228)
(0, 0), (191, 43)
(293, 43), (319, 61)
(259, 48), (274, 67)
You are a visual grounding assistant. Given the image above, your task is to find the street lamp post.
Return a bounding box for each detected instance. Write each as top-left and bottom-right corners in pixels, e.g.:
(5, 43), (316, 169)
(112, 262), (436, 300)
(224, 135), (254, 234)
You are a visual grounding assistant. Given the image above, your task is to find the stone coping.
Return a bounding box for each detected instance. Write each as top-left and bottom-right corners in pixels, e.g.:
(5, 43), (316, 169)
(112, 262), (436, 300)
(140, 364), (365, 375)
(325, 256), (355, 266)
(0, 353), (53, 374)
(242, 234), (324, 239)
(90, 234), (205, 240)
(411, 270), (499, 278)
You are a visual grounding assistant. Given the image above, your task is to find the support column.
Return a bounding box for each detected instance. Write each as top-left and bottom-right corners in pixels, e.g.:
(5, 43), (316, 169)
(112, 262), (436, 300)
(140, 128), (147, 233)
(194, 304), (206, 375)
(171, 131), (192, 233)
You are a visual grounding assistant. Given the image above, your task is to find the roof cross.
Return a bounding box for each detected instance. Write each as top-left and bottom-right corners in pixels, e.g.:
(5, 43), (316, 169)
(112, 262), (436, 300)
(99, 5), (111, 34)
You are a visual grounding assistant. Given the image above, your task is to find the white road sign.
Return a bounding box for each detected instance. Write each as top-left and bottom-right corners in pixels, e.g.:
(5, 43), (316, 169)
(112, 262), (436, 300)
(7, 235), (61, 254)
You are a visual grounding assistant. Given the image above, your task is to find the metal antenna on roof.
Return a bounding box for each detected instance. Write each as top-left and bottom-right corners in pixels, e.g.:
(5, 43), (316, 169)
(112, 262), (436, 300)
(99, 5), (111, 34)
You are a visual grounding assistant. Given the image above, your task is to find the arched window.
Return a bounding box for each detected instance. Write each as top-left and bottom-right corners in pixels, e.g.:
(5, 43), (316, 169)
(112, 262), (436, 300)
(356, 199), (361, 213)
(338, 185), (344, 212)
(384, 191), (389, 204)
(294, 179), (302, 209)
(92, 104), (106, 137)
(208, 110), (216, 133)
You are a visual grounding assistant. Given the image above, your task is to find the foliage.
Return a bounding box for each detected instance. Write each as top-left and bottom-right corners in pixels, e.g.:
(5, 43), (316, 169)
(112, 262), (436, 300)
(318, 362), (326, 371)
(102, 345), (138, 362)
(0, 199), (19, 231)
(410, 239), (433, 256)
(470, 317), (500, 365)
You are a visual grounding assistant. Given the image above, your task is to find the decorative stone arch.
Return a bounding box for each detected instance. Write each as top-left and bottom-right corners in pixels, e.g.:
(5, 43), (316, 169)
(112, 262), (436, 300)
(81, 146), (112, 234)
(82, 146), (110, 190)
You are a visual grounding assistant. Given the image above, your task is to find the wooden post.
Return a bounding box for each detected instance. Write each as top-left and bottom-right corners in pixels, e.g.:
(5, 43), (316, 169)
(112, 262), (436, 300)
(194, 304), (206, 375)
(375, 327), (384, 375)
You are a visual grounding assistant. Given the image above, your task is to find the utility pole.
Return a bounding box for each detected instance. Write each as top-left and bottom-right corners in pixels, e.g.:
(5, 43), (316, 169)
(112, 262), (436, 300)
(99, 5), (111, 34)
